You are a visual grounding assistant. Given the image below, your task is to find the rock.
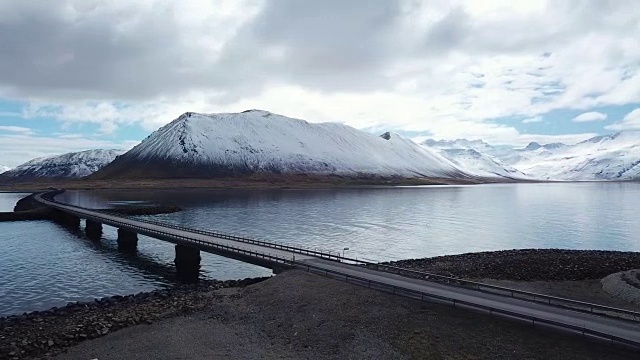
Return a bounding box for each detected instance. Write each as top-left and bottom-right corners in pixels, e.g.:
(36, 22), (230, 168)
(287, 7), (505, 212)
(0, 275), (268, 359)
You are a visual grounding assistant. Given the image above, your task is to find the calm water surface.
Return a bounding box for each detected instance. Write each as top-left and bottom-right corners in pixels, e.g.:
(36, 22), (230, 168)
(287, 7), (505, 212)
(1, 183), (639, 316)
(0, 192), (30, 212)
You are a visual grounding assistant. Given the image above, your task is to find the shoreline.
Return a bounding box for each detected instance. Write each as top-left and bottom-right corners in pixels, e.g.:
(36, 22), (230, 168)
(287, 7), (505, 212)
(0, 175), (509, 192)
(386, 248), (640, 281)
(0, 193), (182, 222)
(2, 249), (640, 358)
(31, 271), (640, 359)
(0, 278), (268, 359)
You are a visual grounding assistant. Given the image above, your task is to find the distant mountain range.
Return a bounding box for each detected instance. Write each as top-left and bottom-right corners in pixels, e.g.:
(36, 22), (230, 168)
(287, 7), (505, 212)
(422, 131), (640, 181)
(0, 149), (122, 183)
(91, 110), (470, 180)
(1, 110), (638, 184)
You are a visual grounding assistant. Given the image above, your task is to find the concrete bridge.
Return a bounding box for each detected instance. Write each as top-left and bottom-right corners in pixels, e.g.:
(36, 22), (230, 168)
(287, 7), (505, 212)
(34, 191), (640, 349)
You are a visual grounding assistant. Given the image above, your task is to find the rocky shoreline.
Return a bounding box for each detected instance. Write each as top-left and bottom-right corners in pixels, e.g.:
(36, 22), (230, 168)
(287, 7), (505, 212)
(49, 271), (637, 360)
(0, 277), (267, 360)
(3, 249), (640, 359)
(0, 193), (51, 222)
(0, 192), (182, 223)
(386, 249), (640, 281)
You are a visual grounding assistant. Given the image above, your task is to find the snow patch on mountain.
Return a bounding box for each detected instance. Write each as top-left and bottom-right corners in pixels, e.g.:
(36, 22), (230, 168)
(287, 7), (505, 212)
(422, 139), (496, 153)
(515, 131), (640, 180)
(0, 149), (123, 181)
(0, 165), (10, 174)
(438, 149), (528, 179)
(423, 131), (640, 181)
(95, 110), (471, 180)
(421, 140), (527, 179)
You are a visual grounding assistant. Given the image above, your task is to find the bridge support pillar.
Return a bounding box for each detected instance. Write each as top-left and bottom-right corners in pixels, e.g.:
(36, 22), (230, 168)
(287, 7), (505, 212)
(117, 228), (138, 252)
(85, 219), (103, 239)
(174, 245), (201, 283)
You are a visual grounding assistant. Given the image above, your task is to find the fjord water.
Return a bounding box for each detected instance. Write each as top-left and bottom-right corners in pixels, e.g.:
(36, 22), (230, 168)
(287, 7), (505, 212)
(1, 183), (638, 316)
(0, 192), (29, 211)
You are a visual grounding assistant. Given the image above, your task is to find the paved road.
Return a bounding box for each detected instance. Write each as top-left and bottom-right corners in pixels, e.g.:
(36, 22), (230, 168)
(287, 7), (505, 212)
(35, 193), (640, 347)
(302, 258), (640, 344)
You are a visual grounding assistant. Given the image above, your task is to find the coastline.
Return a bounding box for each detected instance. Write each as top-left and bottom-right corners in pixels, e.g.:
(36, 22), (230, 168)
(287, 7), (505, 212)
(0, 278), (267, 359)
(1, 249), (639, 359)
(0, 175), (502, 192)
(0, 192), (181, 222)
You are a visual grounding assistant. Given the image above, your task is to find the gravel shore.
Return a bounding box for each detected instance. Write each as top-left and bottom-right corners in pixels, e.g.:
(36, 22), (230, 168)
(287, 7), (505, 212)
(0, 278), (266, 359)
(3, 249), (640, 359)
(47, 270), (636, 360)
(387, 249), (640, 281)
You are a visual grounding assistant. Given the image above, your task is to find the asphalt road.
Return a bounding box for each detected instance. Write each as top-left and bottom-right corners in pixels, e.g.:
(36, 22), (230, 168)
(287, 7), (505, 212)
(35, 193), (640, 347)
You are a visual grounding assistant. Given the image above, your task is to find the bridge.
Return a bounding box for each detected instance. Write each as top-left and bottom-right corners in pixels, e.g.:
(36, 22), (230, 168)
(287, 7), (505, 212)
(34, 191), (640, 349)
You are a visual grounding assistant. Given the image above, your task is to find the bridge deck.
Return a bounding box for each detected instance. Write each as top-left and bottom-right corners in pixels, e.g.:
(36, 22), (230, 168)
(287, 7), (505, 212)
(35, 192), (640, 348)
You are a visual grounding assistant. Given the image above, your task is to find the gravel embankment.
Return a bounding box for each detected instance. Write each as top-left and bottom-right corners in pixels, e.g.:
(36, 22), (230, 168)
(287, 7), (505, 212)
(49, 270), (637, 360)
(387, 249), (640, 281)
(0, 278), (266, 359)
(3, 250), (640, 359)
(602, 270), (640, 305)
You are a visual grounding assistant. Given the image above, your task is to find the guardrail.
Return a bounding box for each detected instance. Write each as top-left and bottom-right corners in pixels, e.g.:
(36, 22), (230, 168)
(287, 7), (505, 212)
(33, 192), (640, 348)
(296, 261), (640, 349)
(101, 213), (345, 260)
(36, 192), (640, 324)
(109, 213), (640, 323)
(40, 198), (296, 268)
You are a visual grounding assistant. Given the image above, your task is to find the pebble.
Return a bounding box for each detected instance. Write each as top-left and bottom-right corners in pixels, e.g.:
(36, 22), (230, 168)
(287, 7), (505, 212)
(0, 277), (268, 359)
(386, 249), (640, 281)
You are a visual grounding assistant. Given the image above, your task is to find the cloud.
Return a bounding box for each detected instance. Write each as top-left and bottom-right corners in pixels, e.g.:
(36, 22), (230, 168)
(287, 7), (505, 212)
(0, 125), (34, 135)
(522, 116), (543, 124)
(0, 132), (137, 167)
(572, 111), (607, 122)
(0, 0), (638, 143)
(605, 108), (640, 131)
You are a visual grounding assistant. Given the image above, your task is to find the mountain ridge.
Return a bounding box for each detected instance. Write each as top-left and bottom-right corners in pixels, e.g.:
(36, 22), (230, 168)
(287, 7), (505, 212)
(92, 111), (473, 180)
(422, 130), (640, 181)
(0, 149), (123, 183)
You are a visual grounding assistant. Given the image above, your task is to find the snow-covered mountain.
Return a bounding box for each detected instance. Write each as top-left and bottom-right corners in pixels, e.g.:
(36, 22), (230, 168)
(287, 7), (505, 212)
(0, 165), (10, 174)
(422, 139), (497, 153)
(423, 131), (640, 181)
(421, 140), (527, 179)
(434, 149), (527, 179)
(515, 131), (640, 180)
(92, 110), (473, 180)
(0, 149), (123, 182)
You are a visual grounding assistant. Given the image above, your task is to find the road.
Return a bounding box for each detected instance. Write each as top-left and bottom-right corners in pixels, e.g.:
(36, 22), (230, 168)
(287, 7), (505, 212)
(35, 192), (640, 347)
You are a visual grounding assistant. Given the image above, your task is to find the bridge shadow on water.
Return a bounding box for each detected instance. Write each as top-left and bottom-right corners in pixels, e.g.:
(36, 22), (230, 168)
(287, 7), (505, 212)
(52, 221), (185, 285)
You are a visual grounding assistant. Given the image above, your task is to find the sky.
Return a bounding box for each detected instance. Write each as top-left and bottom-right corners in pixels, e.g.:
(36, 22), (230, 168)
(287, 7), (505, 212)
(0, 0), (639, 167)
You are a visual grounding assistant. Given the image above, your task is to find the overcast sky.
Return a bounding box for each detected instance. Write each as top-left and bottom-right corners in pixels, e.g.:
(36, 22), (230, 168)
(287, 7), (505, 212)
(0, 0), (639, 166)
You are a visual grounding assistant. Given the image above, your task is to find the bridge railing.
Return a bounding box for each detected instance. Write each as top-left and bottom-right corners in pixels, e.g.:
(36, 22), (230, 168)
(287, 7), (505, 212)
(99, 212), (346, 260)
(38, 197), (640, 347)
(296, 260), (640, 349)
(109, 214), (640, 322)
(37, 193), (640, 323)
